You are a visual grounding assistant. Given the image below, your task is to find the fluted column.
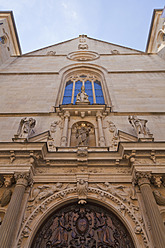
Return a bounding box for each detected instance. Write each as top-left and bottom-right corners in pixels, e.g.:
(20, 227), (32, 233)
(61, 111), (70, 147)
(0, 172), (32, 248)
(135, 171), (165, 248)
(96, 111), (105, 146)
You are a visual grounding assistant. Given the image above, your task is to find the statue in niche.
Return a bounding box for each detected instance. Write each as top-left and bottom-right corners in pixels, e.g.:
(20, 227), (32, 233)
(153, 190), (165, 205)
(128, 115), (152, 138)
(76, 86), (90, 104)
(16, 117), (36, 139)
(76, 123), (91, 146)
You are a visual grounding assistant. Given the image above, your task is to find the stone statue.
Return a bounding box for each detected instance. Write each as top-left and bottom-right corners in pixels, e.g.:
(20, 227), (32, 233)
(153, 190), (165, 206)
(77, 179), (88, 204)
(76, 124), (91, 146)
(76, 86), (90, 104)
(128, 115), (151, 138)
(16, 117), (36, 139)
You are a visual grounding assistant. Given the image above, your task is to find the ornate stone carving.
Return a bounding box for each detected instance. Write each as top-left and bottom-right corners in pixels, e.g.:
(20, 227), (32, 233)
(78, 43), (88, 50)
(152, 175), (162, 187)
(3, 175), (13, 187)
(18, 186), (149, 248)
(13, 117), (36, 141)
(14, 172), (32, 187)
(111, 49), (120, 54)
(31, 203), (135, 248)
(77, 179), (88, 204)
(134, 171), (152, 186)
(77, 147), (88, 157)
(97, 183), (136, 203)
(46, 51), (56, 56)
(47, 120), (61, 150)
(107, 121), (120, 151)
(75, 86), (90, 104)
(76, 124), (91, 146)
(153, 190), (165, 205)
(0, 189), (12, 207)
(28, 183), (67, 205)
(128, 115), (153, 140)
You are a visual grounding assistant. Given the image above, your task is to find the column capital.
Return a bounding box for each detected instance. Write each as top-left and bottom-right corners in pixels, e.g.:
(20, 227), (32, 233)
(134, 170), (152, 186)
(14, 172), (33, 187)
(96, 111), (102, 119)
(64, 111), (70, 118)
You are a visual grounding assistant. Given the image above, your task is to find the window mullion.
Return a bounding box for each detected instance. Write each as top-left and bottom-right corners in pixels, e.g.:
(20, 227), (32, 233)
(71, 81), (75, 104)
(92, 80), (96, 103)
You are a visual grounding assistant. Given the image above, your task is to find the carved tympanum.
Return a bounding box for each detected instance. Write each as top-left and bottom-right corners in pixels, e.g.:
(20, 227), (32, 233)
(31, 203), (134, 248)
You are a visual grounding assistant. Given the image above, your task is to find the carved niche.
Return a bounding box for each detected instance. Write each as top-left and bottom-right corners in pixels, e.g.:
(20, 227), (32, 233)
(31, 203), (135, 248)
(71, 121), (95, 147)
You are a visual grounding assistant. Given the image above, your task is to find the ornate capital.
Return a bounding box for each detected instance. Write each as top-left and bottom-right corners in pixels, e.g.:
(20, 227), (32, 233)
(14, 172), (33, 187)
(96, 111), (102, 119)
(64, 111), (70, 119)
(134, 171), (152, 187)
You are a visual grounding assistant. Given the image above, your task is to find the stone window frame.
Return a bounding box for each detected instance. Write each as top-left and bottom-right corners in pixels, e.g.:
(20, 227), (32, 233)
(62, 73), (104, 105)
(56, 66), (112, 107)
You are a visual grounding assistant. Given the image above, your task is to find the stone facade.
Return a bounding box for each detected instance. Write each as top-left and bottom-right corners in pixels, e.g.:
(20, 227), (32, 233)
(0, 9), (165, 248)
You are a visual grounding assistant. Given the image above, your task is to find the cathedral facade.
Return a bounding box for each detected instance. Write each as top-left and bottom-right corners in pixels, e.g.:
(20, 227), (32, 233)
(0, 9), (165, 248)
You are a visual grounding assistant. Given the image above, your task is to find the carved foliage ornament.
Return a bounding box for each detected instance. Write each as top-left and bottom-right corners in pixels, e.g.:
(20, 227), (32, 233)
(31, 203), (135, 248)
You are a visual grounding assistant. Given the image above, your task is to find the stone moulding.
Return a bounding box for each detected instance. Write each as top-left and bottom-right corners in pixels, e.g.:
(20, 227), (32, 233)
(17, 187), (149, 248)
(67, 51), (100, 61)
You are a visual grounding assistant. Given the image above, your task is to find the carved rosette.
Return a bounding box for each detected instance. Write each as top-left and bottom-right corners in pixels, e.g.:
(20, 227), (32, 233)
(14, 172), (33, 187)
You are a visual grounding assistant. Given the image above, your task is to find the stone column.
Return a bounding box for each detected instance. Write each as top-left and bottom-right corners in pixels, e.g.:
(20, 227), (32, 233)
(0, 172), (32, 248)
(135, 171), (165, 248)
(96, 111), (105, 146)
(61, 111), (70, 147)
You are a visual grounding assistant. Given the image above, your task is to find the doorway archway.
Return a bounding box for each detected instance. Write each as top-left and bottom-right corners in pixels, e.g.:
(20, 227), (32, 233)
(31, 202), (135, 248)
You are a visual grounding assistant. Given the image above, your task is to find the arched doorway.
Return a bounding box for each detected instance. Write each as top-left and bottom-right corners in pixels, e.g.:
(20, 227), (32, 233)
(31, 202), (135, 248)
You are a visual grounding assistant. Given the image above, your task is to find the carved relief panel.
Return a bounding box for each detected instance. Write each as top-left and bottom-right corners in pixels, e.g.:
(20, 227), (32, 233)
(31, 202), (135, 248)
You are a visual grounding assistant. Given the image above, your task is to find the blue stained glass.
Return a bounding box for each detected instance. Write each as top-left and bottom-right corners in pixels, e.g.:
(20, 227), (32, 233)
(94, 80), (105, 104)
(62, 80), (73, 104)
(74, 80), (82, 104)
(85, 80), (93, 104)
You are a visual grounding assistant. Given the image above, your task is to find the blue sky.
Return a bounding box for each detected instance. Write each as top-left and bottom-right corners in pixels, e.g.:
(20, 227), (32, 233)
(0, 0), (164, 54)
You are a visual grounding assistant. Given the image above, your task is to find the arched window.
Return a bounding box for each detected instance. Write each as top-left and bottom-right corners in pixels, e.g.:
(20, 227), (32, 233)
(62, 74), (105, 105)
